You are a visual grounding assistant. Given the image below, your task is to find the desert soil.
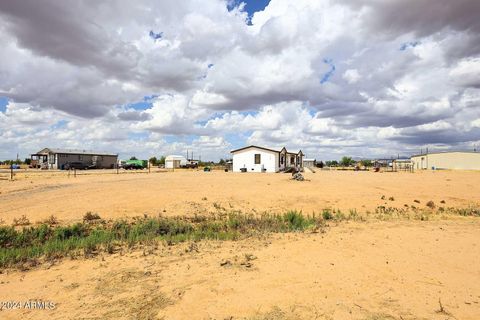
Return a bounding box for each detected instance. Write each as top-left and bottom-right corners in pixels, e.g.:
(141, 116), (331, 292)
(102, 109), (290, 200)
(0, 170), (480, 319)
(0, 220), (479, 319)
(0, 169), (479, 224)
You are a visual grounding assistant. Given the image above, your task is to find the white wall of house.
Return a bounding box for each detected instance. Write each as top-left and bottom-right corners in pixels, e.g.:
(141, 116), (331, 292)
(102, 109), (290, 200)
(232, 148), (279, 173)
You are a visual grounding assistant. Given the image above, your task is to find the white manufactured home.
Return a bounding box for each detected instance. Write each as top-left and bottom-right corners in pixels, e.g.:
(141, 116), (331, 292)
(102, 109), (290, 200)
(31, 148), (118, 170)
(230, 145), (304, 173)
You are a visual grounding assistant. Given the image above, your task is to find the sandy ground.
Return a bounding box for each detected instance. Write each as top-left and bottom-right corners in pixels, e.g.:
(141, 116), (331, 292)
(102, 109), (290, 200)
(0, 219), (479, 319)
(1, 170), (480, 319)
(0, 169), (479, 224)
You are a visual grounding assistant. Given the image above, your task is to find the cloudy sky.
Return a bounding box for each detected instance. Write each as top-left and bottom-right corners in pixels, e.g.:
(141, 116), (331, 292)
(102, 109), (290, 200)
(1, 0), (479, 161)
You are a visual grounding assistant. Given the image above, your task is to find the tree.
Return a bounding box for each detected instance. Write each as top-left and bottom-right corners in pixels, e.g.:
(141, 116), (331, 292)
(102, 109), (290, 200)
(326, 160), (338, 167)
(149, 157), (158, 165)
(361, 159), (373, 167)
(130, 156), (137, 160)
(24, 158), (31, 165)
(340, 156), (353, 167)
(158, 156), (166, 165)
(218, 158), (225, 165)
(317, 161), (324, 169)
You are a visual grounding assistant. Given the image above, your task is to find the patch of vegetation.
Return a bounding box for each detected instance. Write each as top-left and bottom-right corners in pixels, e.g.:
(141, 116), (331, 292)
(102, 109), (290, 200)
(426, 200), (436, 209)
(83, 212), (102, 222)
(451, 207), (480, 217)
(0, 211), (324, 268)
(322, 209), (334, 220)
(42, 215), (59, 225)
(12, 215), (30, 226)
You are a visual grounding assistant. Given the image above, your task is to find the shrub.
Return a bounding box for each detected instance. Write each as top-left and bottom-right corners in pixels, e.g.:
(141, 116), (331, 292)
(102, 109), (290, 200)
(42, 215), (59, 225)
(83, 212), (101, 222)
(322, 209), (333, 220)
(0, 226), (17, 247)
(426, 201), (435, 209)
(54, 223), (87, 241)
(12, 215), (30, 226)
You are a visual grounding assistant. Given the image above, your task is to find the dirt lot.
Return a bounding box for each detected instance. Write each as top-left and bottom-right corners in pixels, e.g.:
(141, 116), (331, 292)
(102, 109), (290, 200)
(0, 170), (480, 319)
(0, 220), (479, 319)
(0, 169), (479, 224)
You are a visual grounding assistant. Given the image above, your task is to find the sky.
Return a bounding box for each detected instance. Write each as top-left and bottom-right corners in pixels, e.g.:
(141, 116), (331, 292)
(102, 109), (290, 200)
(0, 0), (479, 161)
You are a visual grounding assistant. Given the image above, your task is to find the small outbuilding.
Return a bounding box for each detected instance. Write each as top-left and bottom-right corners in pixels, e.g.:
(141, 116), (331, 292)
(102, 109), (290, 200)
(410, 151), (480, 170)
(165, 155), (187, 169)
(303, 158), (316, 168)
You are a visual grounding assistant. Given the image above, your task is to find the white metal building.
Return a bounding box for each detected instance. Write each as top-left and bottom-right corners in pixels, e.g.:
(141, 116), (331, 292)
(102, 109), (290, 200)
(165, 155), (187, 169)
(230, 145), (303, 173)
(411, 151), (480, 170)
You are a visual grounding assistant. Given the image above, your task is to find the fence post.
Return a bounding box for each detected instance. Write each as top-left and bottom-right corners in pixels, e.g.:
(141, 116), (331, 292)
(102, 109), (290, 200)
(74, 168), (76, 178)
(10, 165), (13, 181)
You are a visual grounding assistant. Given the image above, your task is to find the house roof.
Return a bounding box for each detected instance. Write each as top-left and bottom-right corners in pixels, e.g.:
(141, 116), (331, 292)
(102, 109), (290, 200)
(231, 145), (304, 155)
(35, 148), (117, 156)
(411, 151), (480, 157)
(230, 145), (280, 154)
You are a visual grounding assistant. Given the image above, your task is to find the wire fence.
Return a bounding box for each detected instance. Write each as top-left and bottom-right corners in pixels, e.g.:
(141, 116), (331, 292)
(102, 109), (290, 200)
(0, 167), (173, 181)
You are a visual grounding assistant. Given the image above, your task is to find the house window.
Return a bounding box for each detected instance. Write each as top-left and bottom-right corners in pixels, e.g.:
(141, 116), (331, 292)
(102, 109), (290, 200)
(79, 155), (83, 160)
(280, 155), (284, 165)
(254, 154), (261, 164)
(290, 156), (295, 164)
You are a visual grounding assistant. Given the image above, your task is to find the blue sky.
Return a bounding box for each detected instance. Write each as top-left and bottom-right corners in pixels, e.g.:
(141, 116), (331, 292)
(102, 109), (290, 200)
(0, 96), (8, 112)
(243, 0), (270, 16)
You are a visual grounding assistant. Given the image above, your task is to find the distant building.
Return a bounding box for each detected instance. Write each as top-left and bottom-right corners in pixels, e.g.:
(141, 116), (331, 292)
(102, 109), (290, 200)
(303, 158), (316, 168)
(165, 155), (187, 169)
(411, 151), (480, 170)
(230, 145), (303, 173)
(31, 148), (118, 170)
(392, 158), (412, 171)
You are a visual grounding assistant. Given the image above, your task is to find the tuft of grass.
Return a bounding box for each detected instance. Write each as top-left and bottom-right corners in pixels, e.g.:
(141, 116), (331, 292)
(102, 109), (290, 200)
(388, 196), (395, 201)
(322, 209), (334, 220)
